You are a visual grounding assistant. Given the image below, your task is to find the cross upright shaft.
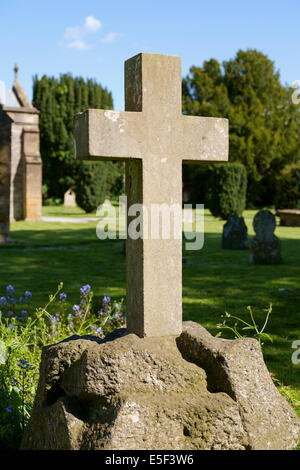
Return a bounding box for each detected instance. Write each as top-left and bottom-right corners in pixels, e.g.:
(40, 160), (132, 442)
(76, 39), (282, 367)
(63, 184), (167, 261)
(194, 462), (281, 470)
(74, 52), (228, 338)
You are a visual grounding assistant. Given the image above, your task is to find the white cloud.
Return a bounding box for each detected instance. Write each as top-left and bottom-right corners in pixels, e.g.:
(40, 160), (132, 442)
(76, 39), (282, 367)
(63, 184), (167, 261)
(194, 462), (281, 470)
(84, 15), (101, 33)
(101, 32), (123, 44)
(63, 15), (102, 50)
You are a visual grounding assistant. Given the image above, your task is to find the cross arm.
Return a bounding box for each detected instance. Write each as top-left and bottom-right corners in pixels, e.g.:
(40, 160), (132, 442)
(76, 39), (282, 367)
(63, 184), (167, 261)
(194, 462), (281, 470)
(179, 115), (229, 164)
(74, 109), (143, 161)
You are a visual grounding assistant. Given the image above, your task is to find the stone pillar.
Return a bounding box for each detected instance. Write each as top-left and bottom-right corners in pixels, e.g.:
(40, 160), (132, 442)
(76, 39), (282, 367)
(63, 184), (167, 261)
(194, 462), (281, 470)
(10, 122), (24, 220)
(3, 107), (42, 222)
(0, 66), (42, 237)
(23, 126), (42, 221)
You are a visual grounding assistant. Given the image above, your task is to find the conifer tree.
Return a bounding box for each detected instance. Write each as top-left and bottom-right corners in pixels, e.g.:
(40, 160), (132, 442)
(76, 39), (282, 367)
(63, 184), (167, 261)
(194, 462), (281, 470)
(182, 49), (300, 207)
(33, 74), (124, 211)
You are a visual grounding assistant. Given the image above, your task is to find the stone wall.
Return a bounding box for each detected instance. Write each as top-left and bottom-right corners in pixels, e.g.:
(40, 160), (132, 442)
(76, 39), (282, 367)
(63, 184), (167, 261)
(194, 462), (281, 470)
(0, 106), (42, 225)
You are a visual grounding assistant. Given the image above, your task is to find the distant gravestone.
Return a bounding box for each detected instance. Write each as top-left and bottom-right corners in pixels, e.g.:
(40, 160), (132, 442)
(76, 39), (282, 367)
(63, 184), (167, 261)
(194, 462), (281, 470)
(249, 210), (281, 264)
(64, 188), (76, 207)
(222, 215), (248, 249)
(102, 198), (112, 207)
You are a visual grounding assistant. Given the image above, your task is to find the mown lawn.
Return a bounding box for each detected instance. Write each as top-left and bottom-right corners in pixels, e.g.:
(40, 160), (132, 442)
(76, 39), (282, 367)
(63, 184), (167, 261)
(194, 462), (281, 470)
(0, 207), (299, 413)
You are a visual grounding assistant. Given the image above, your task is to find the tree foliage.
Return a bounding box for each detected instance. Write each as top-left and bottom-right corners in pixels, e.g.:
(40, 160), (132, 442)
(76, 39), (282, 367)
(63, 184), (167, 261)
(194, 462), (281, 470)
(274, 162), (300, 210)
(33, 74), (124, 211)
(182, 49), (300, 207)
(208, 163), (247, 219)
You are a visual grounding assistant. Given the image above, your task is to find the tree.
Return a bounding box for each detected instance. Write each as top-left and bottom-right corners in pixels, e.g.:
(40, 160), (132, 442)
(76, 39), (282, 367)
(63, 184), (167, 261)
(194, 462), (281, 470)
(182, 49), (300, 207)
(33, 74), (124, 211)
(208, 163), (247, 219)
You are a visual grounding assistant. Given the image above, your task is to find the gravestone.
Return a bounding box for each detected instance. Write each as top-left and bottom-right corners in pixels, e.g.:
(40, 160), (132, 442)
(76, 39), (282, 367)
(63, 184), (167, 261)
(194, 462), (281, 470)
(21, 53), (300, 450)
(103, 198), (112, 207)
(222, 215), (248, 249)
(250, 210), (281, 264)
(0, 65), (42, 243)
(64, 188), (76, 207)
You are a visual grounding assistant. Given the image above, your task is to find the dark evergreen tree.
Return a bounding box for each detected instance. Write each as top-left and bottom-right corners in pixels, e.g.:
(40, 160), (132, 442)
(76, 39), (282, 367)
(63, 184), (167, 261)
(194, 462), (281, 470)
(208, 163), (247, 219)
(33, 74), (124, 212)
(182, 49), (300, 207)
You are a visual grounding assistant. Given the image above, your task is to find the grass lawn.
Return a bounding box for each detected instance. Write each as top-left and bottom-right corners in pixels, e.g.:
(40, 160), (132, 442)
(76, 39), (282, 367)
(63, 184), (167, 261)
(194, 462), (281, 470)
(1, 207), (299, 414)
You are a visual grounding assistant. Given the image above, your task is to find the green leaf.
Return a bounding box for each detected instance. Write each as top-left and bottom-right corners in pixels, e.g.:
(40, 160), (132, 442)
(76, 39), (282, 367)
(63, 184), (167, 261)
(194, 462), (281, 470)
(0, 340), (7, 364)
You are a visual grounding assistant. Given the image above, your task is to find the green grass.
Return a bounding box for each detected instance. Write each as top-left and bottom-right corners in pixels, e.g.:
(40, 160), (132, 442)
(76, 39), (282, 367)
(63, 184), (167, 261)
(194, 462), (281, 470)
(42, 201), (119, 218)
(1, 208), (299, 416)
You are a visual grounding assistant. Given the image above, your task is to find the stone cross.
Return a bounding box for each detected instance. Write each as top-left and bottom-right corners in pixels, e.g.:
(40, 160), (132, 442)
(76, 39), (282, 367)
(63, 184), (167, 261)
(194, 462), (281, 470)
(74, 53), (228, 338)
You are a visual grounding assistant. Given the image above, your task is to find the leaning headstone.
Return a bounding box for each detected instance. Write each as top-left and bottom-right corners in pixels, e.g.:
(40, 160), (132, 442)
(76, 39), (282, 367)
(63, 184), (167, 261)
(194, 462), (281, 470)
(64, 188), (76, 207)
(250, 210), (281, 264)
(21, 53), (299, 450)
(222, 215), (248, 249)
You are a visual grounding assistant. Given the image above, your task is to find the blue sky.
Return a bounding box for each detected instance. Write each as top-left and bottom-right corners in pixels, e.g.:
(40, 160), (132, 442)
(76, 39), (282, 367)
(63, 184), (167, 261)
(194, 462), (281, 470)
(1, 0), (299, 110)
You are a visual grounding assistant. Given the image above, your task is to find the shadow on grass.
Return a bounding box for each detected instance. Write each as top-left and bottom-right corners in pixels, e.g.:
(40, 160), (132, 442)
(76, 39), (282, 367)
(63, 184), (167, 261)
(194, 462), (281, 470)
(182, 232), (300, 388)
(1, 226), (299, 388)
(0, 225), (100, 248)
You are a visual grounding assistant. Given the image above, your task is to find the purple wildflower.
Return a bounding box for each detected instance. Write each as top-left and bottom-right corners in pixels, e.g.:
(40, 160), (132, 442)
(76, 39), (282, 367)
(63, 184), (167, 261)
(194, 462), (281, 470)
(6, 405), (13, 413)
(59, 292), (67, 302)
(0, 296), (7, 305)
(6, 285), (14, 296)
(80, 284), (91, 297)
(17, 359), (29, 371)
(73, 304), (80, 313)
(24, 291), (32, 301)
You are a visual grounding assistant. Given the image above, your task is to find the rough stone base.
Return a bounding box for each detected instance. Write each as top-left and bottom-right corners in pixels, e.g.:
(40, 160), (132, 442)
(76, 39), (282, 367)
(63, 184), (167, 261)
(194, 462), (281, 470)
(21, 323), (300, 450)
(249, 236), (281, 264)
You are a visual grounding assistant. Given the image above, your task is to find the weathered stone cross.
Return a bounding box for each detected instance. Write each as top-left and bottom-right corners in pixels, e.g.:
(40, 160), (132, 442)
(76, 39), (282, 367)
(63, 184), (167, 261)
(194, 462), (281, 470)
(74, 53), (228, 338)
